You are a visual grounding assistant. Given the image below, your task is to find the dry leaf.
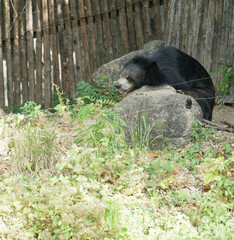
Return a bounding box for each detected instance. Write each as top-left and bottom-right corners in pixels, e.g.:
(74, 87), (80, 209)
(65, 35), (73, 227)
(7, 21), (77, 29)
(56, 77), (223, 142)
(148, 152), (159, 158)
(202, 185), (211, 192)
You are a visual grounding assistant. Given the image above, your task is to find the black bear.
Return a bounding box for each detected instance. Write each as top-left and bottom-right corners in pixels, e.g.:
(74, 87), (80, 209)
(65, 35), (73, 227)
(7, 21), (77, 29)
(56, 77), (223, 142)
(115, 46), (215, 120)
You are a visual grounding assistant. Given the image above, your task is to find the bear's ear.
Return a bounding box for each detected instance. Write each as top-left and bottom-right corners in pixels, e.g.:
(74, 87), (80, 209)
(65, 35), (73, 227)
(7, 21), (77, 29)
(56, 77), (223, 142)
(146, 61), (158, 70)
(123, 61), (128, 68)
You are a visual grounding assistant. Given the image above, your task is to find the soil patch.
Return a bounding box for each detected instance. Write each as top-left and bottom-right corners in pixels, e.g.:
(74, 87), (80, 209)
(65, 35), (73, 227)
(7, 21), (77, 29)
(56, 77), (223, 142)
(212, 105), (234, 128)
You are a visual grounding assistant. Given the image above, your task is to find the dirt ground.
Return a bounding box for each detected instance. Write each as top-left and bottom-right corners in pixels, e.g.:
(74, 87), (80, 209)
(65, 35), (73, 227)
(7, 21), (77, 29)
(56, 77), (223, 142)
(212, 104), (234, 128)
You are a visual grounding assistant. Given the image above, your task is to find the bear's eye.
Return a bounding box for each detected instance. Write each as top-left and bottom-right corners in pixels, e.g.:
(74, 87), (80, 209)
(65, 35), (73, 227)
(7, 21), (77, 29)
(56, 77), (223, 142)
(127, 76), (134, 82)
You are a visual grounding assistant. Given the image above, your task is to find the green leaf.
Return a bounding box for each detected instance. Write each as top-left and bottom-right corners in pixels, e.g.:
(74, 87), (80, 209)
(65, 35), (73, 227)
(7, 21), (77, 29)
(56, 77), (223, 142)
(104, 208), (114, 229)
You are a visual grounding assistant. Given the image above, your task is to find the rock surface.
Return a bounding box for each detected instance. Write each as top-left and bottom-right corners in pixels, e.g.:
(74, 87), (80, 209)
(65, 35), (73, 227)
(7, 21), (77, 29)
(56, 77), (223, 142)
(88, 40), (165, 87)
(114, 85), (203, 149)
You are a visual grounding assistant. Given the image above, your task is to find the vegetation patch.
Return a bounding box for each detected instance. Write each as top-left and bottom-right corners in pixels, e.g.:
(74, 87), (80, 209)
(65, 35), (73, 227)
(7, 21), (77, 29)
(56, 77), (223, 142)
(0, 91), (233, 239)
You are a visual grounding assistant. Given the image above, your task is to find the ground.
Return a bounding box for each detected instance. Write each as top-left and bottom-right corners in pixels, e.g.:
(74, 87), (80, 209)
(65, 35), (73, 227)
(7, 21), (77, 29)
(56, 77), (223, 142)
(0, 103), (233, 239)
(212, 105), (234, 127)
(0, 105), (233, 176)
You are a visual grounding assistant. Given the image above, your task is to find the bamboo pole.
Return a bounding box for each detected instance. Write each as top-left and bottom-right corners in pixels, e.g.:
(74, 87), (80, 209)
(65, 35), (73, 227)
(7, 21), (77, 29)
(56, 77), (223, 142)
(212, 0), (223, 75)
(0, 1), (5, 107)
(12, 0), (20, 106)
(186, 1), (196, 56)
(42, 0), (51, 108)
(133, 0), (144, 48)
(100, 0), (113, 61)
(192, 0), (205, 60)
(48, 0), (60, 91)
(163, 0), (169, 34)
(117, 0), (129, 54)
(175, 0), (183, 49)
(19, 0), (28, 103)
(153, 0), (162, 40)
(92, 0), (105, 66)
(78, 0), (91, 80)
(26, 0), (35, 102)
(126, 0), (136, 52)
(227, 1), (234, 68)
(204, 0), (216, 72)
(70, 0), (84, 82)
(56, 0), (66, 94)
(86, 0), (98, 72)
(198, 0), (209, 64)
(63, 0), (75, 98)
(142, 0), (152, 43)
(180, 0), (189, 52)
(3, 0), (13, 106)
(110, 0), (123, 58)
(220, 0), (232, 64)
(35, 1), (42, 105)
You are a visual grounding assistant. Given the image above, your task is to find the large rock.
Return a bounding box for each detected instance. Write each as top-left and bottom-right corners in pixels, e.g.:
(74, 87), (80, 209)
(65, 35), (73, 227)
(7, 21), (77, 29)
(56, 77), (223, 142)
(88, 40), (165, 87)
(114, 85), (203, 149)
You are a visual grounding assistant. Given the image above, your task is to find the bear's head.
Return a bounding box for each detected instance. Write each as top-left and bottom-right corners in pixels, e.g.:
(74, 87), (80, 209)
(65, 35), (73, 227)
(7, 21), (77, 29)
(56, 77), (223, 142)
(115, 56), (158, 93)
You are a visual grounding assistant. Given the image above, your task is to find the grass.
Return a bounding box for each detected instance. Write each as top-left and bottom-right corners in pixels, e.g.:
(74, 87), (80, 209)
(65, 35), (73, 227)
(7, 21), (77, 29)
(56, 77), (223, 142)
(9, 123), (58, 174)
(0, 95), (233, 239)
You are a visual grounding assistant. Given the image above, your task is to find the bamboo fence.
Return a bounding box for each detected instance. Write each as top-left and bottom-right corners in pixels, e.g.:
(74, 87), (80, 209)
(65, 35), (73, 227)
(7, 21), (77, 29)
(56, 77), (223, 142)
(0, 0), (233, 108)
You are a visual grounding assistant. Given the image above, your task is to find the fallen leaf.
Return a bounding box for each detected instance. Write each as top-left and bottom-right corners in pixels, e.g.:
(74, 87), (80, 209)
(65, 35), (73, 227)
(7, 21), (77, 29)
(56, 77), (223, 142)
(202, 185), (211, 192)
(148, 152), (159, 158)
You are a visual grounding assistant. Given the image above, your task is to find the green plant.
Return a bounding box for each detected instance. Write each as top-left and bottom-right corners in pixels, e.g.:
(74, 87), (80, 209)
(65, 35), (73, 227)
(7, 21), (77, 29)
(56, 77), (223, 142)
(199, 153), (234, 201)
(191, 120), (215, 142)
(51, 90), (67, 108)
(9, 123), (58, 174)
(167, 190), (190, 206)
(10, 101), (41, 116)
(219, 63), (234, 96)
(212, 62), (234, 101)
(76, 78), (122, 104)
(53, 84), (71, 114)
(73, 104), (126, 151)
(128, 111), (162, 150)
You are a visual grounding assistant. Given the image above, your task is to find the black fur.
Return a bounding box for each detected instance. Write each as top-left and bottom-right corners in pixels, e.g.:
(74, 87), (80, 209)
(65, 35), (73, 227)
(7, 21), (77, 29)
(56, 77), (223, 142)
(116, 46), (215, 120)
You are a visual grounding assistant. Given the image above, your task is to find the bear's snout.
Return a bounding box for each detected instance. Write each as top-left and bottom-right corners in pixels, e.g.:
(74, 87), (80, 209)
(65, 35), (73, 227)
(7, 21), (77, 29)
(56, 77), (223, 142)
(115, 82), (121, 89)
(115, 78), (135, 93)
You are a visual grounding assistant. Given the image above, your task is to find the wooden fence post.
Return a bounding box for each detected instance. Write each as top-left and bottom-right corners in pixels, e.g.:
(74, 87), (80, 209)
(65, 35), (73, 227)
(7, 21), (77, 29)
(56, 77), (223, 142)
(86, 0), (98, 73)
(35, 1), (42, 105)
(3, 0), (13, 106)
(26, 0), (35, 102)
(117, 0), (129, 55)
(70, 0), (84, 83)
(78, 0), (91, 81)
(63, 0), (75, 98)
(56, 0), (66, 95)
(204, 0), (216, 71)
(126, 0), (136, 52)
(13, 0), (21, 106)
(19, 0), (28, 104)
(110, 0), (123, 58)
(100, 0), (113, 62)
(0, 1), (4, 107)
(153, 0), (162, 40)
(92, 0), (105, 67)
(48, 0), (60, 92)
(133, 0), (144, 48)
(142, 0), (152, 43)
(42, 0), (51, 108)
